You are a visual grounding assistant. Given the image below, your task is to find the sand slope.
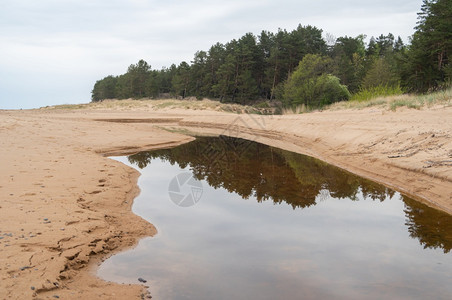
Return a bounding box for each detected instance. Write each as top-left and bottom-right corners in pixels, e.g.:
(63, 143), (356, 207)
(0, 105), (450, 299)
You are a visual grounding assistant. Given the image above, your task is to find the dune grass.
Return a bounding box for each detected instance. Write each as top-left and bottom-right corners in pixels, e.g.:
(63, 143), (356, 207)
(42, 98), (272, 114)
(350, 85), (404, 102)
(328, 87), (452, 111)
(42, 88), (451, 114)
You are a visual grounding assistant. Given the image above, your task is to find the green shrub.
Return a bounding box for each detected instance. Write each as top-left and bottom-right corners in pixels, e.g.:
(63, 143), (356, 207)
(283, 54), (350, 108)
(315, 74), (351, 106)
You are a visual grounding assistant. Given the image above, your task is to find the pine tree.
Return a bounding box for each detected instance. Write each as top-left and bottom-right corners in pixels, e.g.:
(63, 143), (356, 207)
(402, 0), (452, 92)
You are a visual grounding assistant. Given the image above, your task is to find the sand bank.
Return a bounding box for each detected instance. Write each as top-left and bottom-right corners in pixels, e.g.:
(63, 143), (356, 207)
(0, 105), (450, 298)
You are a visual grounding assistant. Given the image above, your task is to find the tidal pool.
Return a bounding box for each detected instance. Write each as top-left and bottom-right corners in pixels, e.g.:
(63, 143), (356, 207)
(98, 136), (452, 299)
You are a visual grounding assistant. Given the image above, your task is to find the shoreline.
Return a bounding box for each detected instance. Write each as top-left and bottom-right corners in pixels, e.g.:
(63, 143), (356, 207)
(0, 105), (450, 298)
(0, 110), (194, 299)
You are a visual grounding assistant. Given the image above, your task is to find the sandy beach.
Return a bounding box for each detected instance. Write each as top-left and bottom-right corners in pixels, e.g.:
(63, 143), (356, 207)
(1, 103), (451, 299)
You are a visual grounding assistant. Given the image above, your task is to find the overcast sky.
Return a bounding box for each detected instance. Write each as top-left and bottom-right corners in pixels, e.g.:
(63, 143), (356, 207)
(0, 0), (422, 109)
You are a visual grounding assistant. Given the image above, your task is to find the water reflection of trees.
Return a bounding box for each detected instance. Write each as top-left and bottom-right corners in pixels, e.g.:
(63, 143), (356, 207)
(129, 136), (391, 208)
(128, 136), (452, 253)
(403, 196), (452, 253)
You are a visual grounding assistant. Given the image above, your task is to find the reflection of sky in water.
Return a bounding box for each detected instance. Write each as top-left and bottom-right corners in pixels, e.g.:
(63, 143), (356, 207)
(99, 146), (452, 300)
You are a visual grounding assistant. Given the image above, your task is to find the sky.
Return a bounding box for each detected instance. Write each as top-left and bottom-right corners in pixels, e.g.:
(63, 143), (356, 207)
(0, 0), (423, 109)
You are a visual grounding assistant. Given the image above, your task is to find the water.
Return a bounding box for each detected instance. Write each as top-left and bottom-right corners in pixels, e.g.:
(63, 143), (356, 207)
(98, 136), (452, 299)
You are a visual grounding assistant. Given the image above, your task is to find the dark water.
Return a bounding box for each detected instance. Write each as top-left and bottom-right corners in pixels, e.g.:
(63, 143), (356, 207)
(98, 136), (452, 300)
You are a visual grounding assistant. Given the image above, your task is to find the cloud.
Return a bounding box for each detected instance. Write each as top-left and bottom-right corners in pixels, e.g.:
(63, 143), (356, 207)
(0, 0), (422, 109)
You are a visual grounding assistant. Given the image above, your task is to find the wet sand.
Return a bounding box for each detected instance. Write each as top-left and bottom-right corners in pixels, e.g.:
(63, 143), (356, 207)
(0, 104), (451, 298)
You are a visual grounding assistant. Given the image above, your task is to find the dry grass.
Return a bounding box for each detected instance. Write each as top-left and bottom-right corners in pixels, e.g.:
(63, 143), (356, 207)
(281, 104), (308, 115)
(327, 88), (452, 111)
(41, 98), (270, 114)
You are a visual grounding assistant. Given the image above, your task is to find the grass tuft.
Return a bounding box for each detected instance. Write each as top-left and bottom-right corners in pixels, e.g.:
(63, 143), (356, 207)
(351, 85), (404, 102)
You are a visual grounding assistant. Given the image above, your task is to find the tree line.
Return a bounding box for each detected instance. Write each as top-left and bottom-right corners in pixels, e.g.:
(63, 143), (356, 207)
(92, 0), (451, 108)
